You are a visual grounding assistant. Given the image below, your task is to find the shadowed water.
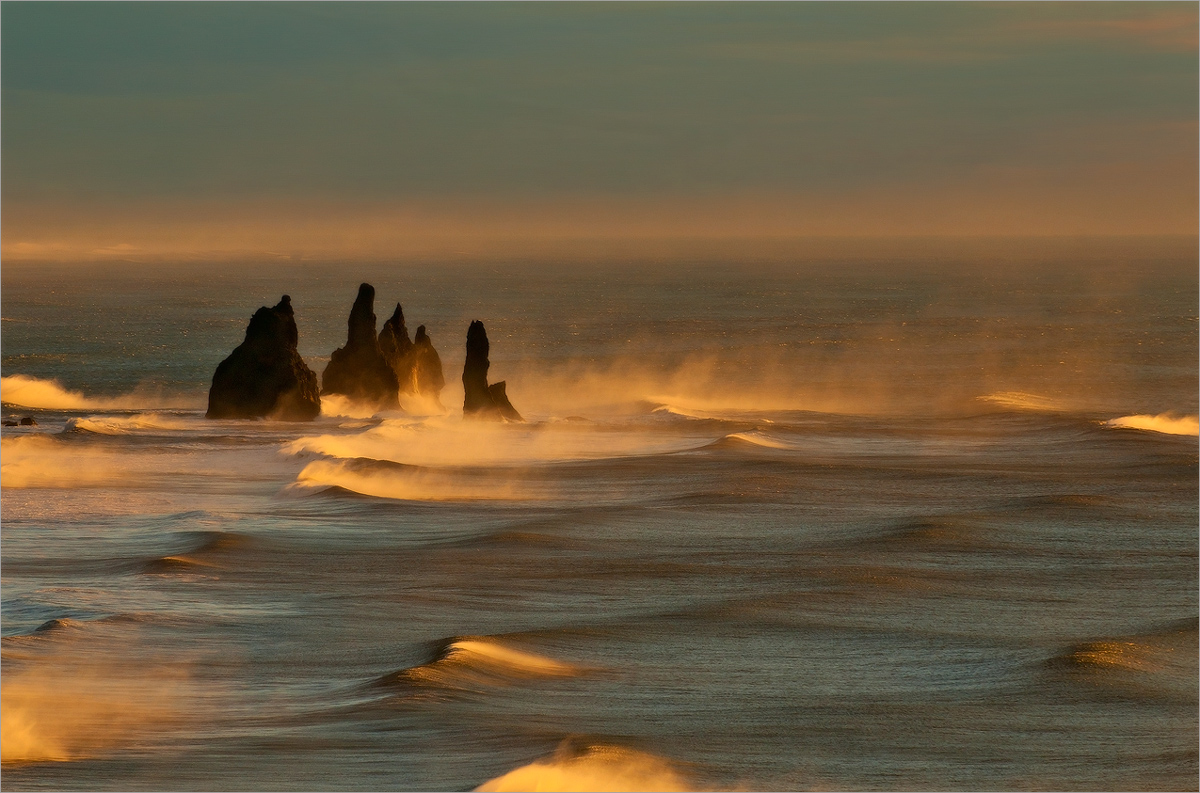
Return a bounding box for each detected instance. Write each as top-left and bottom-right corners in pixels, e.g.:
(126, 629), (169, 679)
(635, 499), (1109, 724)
(1, 250), (1196, 790)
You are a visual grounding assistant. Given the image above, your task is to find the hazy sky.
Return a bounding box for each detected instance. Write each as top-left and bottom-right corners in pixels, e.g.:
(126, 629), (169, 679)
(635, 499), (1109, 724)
(3, 2), (1196, 260)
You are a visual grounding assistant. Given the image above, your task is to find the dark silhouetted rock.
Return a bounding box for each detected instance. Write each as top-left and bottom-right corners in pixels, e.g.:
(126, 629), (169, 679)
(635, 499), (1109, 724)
(3, 420), (17, 427)
(462, 320), (522, 421)
(19, 416), (37, 426)
(487, 381), (522, 422)
(322, 284), (400, 407)
(378, 305), (445, 407)
(378, 303), (415, 391)
(412, 325), (446, 403)
(207, 295), (321, 421)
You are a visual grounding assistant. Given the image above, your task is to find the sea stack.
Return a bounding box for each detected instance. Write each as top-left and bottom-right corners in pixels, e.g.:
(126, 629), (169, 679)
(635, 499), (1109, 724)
(462, 320), (522, 421)
(378, 305), (446, 406)
(321, 284), (400, 408)
(206, 295), (321, 421)
(378, 303), (415, 391)
(412, 325), (446, 402)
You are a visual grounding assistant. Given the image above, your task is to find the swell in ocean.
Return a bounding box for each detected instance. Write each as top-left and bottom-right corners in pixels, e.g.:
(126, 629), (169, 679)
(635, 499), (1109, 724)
(1, 258), (1196, 790)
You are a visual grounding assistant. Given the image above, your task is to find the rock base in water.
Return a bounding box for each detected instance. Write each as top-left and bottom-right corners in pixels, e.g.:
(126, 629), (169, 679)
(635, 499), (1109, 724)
(462, 320), (522, 421)
(206, 296), (321, 421)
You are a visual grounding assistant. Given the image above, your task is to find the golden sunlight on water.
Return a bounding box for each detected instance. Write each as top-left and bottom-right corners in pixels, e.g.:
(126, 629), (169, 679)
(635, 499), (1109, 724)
(1103, 414), (1200, 436)
(0, 649), (192, 763)
(291, 459), (540, 502)
(1, 254), (1195, 790)
(476, 743), (696, 793)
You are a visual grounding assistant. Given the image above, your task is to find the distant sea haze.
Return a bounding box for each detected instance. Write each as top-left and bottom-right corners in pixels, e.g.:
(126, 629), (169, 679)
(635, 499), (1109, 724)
(1, 253), (1196, 789)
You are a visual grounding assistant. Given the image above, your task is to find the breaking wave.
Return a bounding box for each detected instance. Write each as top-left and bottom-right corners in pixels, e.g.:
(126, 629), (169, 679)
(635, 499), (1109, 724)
(64, 414), (191, 435)
(290, 459), (537, 502)
(476, 740), (696, 792)
(719, 431), (798, 451)
(0, 436), (124, 489)
(1, 631), (195, 764)
(0, 375), (200, 411)
(285, 418), (709, 468)
(0, 434), (200, 490)
(380, 637), (580, 691)
(1103, 414), (1199, 437)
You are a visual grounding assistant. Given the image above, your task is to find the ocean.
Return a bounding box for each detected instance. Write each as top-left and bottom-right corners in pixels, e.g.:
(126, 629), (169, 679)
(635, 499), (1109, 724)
(1, 243), (1197, 791)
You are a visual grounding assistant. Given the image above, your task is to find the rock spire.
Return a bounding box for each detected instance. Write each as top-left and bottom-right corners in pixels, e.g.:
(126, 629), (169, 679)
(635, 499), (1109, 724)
(206, 295), (321, 420)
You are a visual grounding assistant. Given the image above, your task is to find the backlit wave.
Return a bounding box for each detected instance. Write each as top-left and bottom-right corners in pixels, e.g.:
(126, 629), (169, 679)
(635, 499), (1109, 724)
(290, 459), (537, 501)
(720, 431), (799, 451)
(977, 391), (1066, 413)
(381, 637), (580, 692)
(476, 741), (696, 792)
(0, 436), (125, 489)
(1, 633), (195, 763)
(0, 375), (200, 411)
(64, 414), (191, 435)
(1103, 414), (1198, 436)
(284, 418), (709, 468)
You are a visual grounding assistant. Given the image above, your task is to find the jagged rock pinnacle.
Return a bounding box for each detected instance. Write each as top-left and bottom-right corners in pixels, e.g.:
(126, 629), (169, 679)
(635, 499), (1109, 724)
(206, 295), (320, 420)
(462, 320), (522, 421)
(321, 283), (400, 407)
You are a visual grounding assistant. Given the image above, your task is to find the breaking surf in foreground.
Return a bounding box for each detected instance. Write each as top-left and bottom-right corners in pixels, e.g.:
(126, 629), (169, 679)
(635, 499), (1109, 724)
(1, 257), (1196, 791)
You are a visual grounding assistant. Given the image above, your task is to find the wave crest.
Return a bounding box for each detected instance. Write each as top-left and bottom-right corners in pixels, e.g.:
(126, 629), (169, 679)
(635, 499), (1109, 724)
(1, 375), (200, 411)
(386, 637), (580, 690)
(719, 431), (798, 451)
(64, 414), (190, 435)
(476, 740), (695, 792)
(290, 459), (536, 502)
(1103, 414), (1199, 436)
(977, 391), (1066, 413)
(285, 419), (706, 468)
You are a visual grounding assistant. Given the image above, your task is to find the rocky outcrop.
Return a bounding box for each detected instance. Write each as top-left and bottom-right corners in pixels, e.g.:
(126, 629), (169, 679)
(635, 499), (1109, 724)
(206, 295), (321, 421)
(321, 284), (400, 407)
(412, 325), (446, 402)
(378, 303), (415, 390)
(378, 305), (445, 406)
(462, 320), (522, 421)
